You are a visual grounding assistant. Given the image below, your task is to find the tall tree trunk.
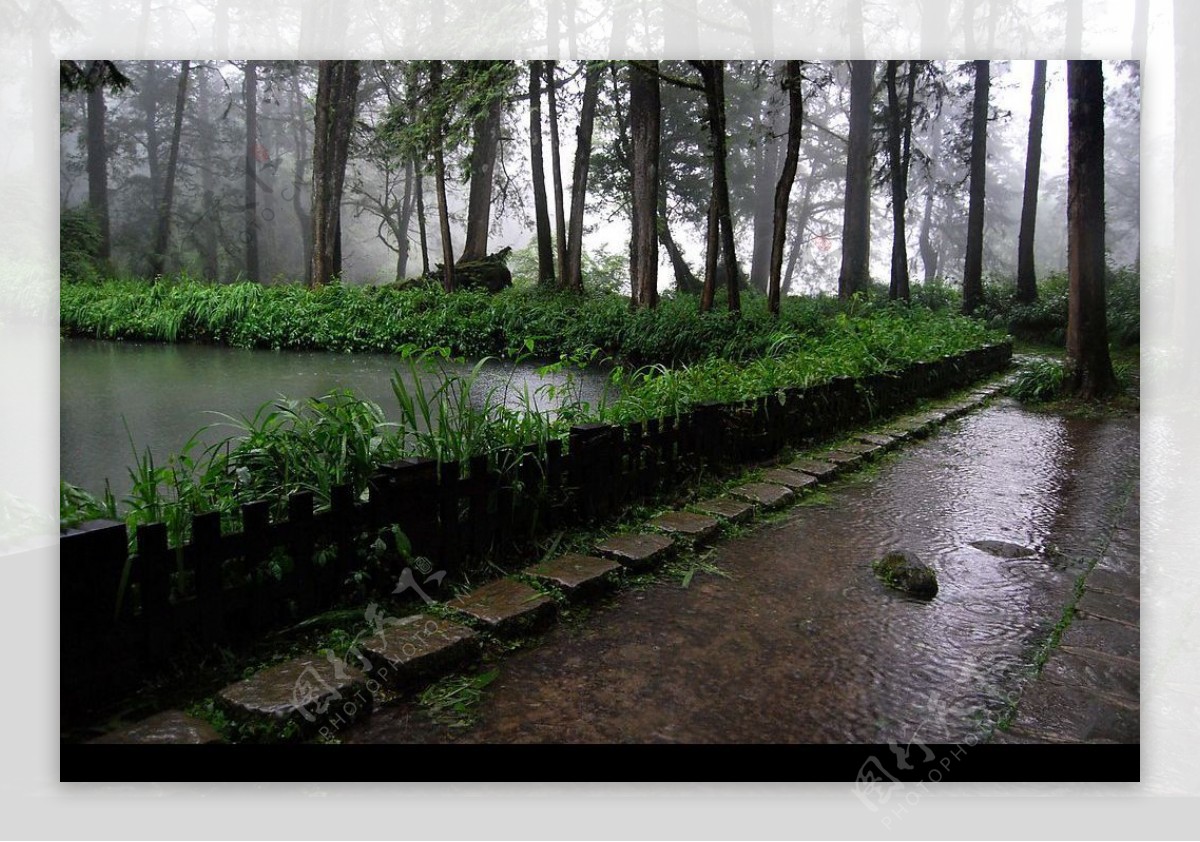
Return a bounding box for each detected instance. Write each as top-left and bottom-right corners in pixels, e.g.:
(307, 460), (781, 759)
(749, 91), (783, 292)
(660, 210), (701, 294)
(195, 64), (220, 280)
(310, 60), (361, 287)
(546, 61), (569, 288)
(243, 60), (260, 281)
(564, 61), (602, 294)
(629, 60), (661, 309)
(700, 196), (719, 312)
(919, 186), (938, 283)
(529, 60), (555, 285)
(149, 61), (189, 279)
(1066, 61), (1115, 398)
(85, 64), (111, 261)
(962, 59), (989, 315)
(768, 60), (803, 317)
(290, 64), (313, 284)
(396, 158), (416, 277)
(429, 61), (456, 292)
(461, 77), (504, 262)
(415, 168), (430, 275)
(783, 178), (814, 294)
(696, 60), (740, 313)
(838, 59), (875, 300)
(1016, 59), (1047, 304)
(884, 60), (912, 301)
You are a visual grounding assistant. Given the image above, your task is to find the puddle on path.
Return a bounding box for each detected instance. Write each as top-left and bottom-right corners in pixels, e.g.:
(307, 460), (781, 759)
(345, 400), (1139, 745)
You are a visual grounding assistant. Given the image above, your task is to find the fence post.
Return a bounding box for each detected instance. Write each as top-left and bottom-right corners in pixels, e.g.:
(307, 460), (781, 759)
(134, 521), (172, 661)
(191, 511), (224, 644)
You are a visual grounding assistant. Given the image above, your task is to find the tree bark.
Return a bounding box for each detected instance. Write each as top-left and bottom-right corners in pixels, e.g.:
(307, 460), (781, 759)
(85, 64), (111, 260)
(962, 59), (989, 315)
(564, 61), (602, 294)
(429, 61), (456, 292)
(243, 60), (260, 281)
(1016, 59), (1047, 303)
(310, 60), (361, 287)
(838, 60), (875, 300)
(700, 196), (719, 312)
(768, 60), (803, 317)
(884, 60), (912, 301)
(1066, 60), (1116, 398)
(396, 158), (416, 277)
(629, 60), (661, 309)
(290, 64), (313, 285)
(149, 60), (189, 278)
(919, 186), (938, 283)
(529, 60), (556, 286)
(696, 60), (740, 313)
(546, 61), (569, 288)
(194, 63), (220, 281)
(461, 73), (504, 262)
(415, 169), (430, 275)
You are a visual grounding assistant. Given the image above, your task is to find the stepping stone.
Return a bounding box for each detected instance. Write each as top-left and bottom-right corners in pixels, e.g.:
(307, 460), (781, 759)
(524, 553), (621, 599)
(447, 578), (556, 634)
(89, 710), (224, 744)
(787, 458), (839, 479)
(648, 511), (721, 544)
(357, 615), (477, 688)
(834, 442), (881, 457)
(760, 468), (819, 491)
(218, 654), (371, 737)
(595, 533), (675, 569)
(729, 482), (794, 510)
(816, 450), (863, 467)
(692, 497), (755, 524)
(858, 432), (899, 448)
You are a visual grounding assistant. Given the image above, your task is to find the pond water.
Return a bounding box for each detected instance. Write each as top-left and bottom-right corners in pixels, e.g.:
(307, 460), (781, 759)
(60, 338), (614, 498)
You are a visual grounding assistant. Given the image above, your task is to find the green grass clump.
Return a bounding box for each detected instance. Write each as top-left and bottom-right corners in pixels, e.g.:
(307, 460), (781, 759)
(1008, 359), (1067, 404)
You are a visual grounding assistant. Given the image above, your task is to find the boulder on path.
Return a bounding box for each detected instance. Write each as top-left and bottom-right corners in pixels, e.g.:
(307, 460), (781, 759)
(872, 549), (938, 599)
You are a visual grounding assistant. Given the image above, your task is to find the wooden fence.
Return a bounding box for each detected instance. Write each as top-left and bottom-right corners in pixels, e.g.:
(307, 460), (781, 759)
(61, 341), (1011, 716)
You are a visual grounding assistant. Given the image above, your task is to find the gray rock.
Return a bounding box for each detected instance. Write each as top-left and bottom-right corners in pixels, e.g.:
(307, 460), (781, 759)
(872, 549), (938, 598)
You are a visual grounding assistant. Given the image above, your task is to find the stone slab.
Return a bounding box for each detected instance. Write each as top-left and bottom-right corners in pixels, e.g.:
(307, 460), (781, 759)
(218, 654), (371, 734)
(692, 497), (755, 524)
(816, 450), (863, 467)
(760, 468), (819, 491)
(648, 511), (721, 543)
(787, 458), (840, 479)
(1076, 588), (1140, 628)
(447, 578), (556, 634)
(90, 710), (224, 744)
(729, 482), (794, 510)
(524, 553), (621, 598)
(1040, 647), (1139, 704)
(595, 533), (675, 569)
(1006, 679), (1139, 744)
(1059, 616), (1140, 662)
(835, 442), (882, 457)
(1083, 568), (1139, 598)
(858, 432), (900, 448)
(358, 614), (477, 687)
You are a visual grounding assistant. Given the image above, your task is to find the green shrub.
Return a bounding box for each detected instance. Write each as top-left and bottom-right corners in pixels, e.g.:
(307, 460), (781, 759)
(60, 206), (108, 283)
(1008, 358), (1067, 403)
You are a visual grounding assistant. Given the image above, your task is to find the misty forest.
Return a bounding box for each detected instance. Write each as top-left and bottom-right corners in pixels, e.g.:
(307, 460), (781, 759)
(60, 59), (1142, 750)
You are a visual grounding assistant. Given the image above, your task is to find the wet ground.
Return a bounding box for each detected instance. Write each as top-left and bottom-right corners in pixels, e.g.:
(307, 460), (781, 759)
(345, 398), (1139, 745)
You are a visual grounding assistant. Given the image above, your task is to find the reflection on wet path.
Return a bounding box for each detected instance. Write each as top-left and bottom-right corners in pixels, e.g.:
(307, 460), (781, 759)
(346, 400), (1139, 744)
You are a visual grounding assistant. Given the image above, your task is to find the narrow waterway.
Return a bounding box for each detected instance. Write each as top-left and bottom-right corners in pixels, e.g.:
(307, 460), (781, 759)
(345, 399), (1138, 744)
(60, 338), (613, 498)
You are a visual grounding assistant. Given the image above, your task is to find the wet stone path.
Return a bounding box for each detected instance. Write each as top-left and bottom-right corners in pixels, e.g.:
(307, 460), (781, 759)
(344, 399), (1139, 745)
